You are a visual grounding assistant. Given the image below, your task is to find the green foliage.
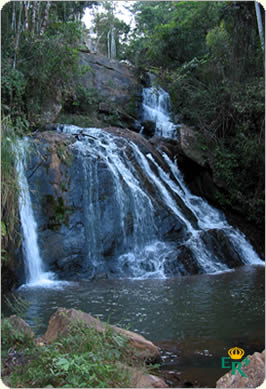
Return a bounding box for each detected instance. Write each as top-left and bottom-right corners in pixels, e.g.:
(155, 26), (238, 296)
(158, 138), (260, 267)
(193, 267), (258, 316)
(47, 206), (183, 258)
(74, 86), (100, 113)
(214, 134), (264, 226)
(1, 317), (34, 353)
(1, 59), (27, 117)
(1, 116), (21, 266)
(2, 319), (142, 388)
(2, 5), (87, 127)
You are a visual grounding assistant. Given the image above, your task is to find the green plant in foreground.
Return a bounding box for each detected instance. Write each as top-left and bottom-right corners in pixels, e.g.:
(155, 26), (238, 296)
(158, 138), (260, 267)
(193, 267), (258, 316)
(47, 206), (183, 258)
(2, 318), (144, 388)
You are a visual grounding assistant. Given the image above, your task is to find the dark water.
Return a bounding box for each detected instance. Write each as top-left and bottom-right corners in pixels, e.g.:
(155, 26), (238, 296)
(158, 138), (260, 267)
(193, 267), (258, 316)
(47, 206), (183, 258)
(11, 265), (264, 340)
(5, 265), (264, 387)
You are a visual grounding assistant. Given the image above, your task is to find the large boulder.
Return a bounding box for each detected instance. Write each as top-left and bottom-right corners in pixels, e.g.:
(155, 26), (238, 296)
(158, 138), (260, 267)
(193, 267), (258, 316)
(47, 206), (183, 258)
(43, 307), (160, 362)
(216, 350), (265, 388)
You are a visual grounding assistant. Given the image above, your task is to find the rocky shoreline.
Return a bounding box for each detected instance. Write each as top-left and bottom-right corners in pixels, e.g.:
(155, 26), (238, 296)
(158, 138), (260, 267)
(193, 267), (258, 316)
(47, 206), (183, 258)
(2, 308), (265, 388)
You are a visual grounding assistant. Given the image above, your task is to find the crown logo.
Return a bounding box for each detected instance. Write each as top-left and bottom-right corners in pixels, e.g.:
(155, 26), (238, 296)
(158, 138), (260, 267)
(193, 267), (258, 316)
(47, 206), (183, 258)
(228, 347), (245, 359)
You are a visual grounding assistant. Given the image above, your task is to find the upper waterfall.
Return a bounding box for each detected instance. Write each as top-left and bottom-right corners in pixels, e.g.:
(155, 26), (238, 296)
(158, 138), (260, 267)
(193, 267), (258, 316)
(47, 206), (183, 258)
(142, 86), (179, 139)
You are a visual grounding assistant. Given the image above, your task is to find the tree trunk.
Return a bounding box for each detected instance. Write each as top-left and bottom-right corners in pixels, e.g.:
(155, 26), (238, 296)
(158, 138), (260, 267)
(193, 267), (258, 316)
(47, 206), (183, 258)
(31, 2), (36, 34)
(13, 2), (23, 68)
(23, 1), (29, 31)
(255, 2), (264, 54)
(11, 1), (16, 33)
(40, 1), (51, 35)
(95, 31), (104, 53)
(110, 27), (116, 59)
(35, 2), (41, 34)
(107, 30), (110, 59)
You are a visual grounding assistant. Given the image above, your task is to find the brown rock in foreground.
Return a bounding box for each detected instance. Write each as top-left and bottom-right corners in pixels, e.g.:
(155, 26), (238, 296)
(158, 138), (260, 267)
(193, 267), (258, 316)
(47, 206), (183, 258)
(216, 350), (265, 388)
(43, 307), (160, 362)
(6, 315), (35, 338)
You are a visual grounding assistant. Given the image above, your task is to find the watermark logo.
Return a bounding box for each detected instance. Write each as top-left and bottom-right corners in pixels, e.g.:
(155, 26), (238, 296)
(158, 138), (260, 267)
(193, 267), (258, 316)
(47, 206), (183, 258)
(221, 347), (250, 377)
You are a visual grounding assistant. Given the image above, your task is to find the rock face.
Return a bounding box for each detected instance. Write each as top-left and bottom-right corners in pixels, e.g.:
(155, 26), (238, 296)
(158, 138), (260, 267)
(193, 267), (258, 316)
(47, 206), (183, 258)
(80, 52), (141, 109)
(43, 307), (160, 362)
(176, 125), (221, 204)
(26, 52), (142, 128)
(216, 350), (265, 388)
(24, 128), (186, 281)
(76, 52), (142, 129)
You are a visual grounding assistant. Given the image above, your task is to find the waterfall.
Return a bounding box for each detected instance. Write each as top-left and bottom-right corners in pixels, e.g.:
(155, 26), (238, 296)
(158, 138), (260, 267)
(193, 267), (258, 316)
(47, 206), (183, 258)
(15, 139), (60, 287)
(16, 85), (263, 283)
(56, 124), (263, 280)
(142, 86), (179, 139)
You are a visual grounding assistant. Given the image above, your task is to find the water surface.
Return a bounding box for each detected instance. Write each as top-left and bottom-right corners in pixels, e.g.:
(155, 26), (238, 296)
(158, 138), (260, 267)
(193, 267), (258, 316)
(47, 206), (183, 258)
(14, 265), (264, 343)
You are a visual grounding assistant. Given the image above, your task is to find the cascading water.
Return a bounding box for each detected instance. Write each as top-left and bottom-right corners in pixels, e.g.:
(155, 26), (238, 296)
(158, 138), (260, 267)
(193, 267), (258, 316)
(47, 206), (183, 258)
(15, 139), (65, 287)
(56, 122), (263, 280)
(142, 86), (179, 139)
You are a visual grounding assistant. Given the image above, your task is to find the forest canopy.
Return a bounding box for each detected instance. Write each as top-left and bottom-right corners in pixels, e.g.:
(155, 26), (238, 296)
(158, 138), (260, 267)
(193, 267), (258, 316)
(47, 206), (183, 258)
(1, 0), (265, 231)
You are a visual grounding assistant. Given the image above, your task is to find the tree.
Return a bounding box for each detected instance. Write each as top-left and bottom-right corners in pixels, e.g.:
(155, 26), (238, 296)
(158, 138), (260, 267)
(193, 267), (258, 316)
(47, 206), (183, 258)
(92, 2), (130, 59)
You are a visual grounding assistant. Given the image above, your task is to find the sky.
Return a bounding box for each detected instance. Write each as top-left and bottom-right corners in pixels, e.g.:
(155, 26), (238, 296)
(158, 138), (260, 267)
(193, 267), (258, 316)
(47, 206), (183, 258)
(82, 1), (135, 29)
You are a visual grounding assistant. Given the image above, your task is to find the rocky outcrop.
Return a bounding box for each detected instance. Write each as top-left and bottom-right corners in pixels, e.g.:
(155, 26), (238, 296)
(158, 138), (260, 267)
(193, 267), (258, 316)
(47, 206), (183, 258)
(73, 52), (142, 130)
(27, 52), (142, 128)
(216, 350), (265, 388)
(43, 307), (160, 363)
(79, 52), (141, 109)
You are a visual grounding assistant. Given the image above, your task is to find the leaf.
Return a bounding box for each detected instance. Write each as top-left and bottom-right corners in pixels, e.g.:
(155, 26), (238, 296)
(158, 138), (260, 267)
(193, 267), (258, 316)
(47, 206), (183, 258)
(1, 221), (7, 236)
(55, 358), (70, 371)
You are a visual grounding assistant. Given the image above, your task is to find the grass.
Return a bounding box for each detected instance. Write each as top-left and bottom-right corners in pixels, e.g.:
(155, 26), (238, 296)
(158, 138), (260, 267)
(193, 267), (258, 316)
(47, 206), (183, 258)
(1, 317), (149, 388)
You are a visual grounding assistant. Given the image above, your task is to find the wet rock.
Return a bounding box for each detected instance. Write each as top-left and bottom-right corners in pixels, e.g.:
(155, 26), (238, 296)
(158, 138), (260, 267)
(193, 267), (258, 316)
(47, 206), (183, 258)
(178, 246), (203, 275)
(216, 350), (265, 388)
(200, 229), (243, 268)
(43, 308), (160, 362)
(21, 129), (190, 281)
(157, 209), (184, 241)
(142, 120), (156, 137)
